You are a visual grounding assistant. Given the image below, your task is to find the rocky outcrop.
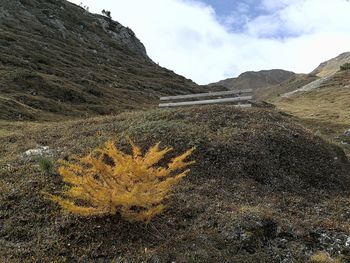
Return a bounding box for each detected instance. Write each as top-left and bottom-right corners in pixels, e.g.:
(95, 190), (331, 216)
(97, 17), (147, 58)
(0, 0), (147, 58)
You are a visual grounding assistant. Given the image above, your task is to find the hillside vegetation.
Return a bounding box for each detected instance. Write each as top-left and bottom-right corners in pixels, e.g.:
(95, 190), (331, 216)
(275, 70), (350, 156)
(1, 105), (349, 262)
(254, 74), (318, 101)
(0, 0), (203, 121)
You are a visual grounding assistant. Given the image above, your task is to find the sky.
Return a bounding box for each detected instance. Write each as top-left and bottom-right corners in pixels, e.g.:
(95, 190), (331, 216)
(69, 0), (350, 84)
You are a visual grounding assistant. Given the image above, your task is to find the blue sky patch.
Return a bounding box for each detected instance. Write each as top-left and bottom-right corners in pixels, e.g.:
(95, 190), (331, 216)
(200, 0), (266, 28)
(198, 0), (303, 39)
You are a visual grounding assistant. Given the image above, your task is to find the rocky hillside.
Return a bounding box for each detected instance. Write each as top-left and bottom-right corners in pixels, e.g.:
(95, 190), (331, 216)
(254, 73), (318, 101)
(311, 52), (350, 77)
(277, 70), (350, 125)
(209, 69), (295, 93)
(210, 53), (350, 102)
(0, 0), (202, 121)
(254, 52), (350, 101)
(275, 52), (350, 99)
(274, 66), (350, 157)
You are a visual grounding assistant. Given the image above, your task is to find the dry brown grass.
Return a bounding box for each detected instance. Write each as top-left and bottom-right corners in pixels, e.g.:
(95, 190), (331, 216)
(276, 86), (350, 126)
(274, 70), (350, 156)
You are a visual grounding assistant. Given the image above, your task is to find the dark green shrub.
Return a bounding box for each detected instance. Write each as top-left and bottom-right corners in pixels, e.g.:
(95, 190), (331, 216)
(340, 63), (350, 71)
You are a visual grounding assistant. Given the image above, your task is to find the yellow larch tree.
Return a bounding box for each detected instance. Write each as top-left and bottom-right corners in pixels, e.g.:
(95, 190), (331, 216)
(47, 139), (195, 222)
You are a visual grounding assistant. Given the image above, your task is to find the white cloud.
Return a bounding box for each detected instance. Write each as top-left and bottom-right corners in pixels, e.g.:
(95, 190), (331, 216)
(250, 0), (350, 37)
(261, 0), (298, 12)
(69, 0), (350, 84)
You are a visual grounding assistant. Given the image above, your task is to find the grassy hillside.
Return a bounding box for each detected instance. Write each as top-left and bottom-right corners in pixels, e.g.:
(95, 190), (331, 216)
(275, 70), (350, 156)
(1, 105), (349, 262)
(255, 74), (318, 101)
(0, 0), (203, 121)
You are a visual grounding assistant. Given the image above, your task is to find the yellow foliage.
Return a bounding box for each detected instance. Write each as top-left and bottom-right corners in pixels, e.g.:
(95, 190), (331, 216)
(47, 139), (195, 222)
(310, 252), (342, 263)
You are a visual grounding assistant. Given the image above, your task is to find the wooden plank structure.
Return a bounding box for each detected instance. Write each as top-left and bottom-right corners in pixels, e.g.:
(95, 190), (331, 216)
(159, 89), (253, 108)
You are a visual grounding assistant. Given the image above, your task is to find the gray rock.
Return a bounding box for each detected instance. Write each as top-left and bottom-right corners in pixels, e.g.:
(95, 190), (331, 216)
(98, 17), (148, 59)
(345, 129), (350, 136)
(346, 237), (350, 246)
(24, 146), (51, 157)
(49, 18), (67, 39)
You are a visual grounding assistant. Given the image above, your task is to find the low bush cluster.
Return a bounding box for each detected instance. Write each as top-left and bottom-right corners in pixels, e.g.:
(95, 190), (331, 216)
(47, 139), (195, 222)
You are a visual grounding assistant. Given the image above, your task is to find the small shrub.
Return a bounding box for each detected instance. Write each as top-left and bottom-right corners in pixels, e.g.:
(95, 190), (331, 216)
(38, 157), (54, 175)
(340, 63), (350, 71)
(47, 139), (195, 222)
(102, 9), (112, 19)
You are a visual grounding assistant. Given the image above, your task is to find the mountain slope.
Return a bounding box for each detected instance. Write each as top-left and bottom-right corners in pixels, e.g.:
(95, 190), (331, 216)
(254, 52), (350, 101)
(311, 52), (350, 77)
(276, 52), (350, 99)
(281, 75), (330, 98)
(0, 0), (202, 120)
(254, 73), (318, 100)
(210, 53), (350, 102)
(277, 70), (350, 125)
(275, 69), (350, 156)
(209, 69), (295, 93)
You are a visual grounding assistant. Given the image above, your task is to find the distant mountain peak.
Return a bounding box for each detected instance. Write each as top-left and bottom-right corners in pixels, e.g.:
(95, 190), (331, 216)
(209, 69), (295, 91)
